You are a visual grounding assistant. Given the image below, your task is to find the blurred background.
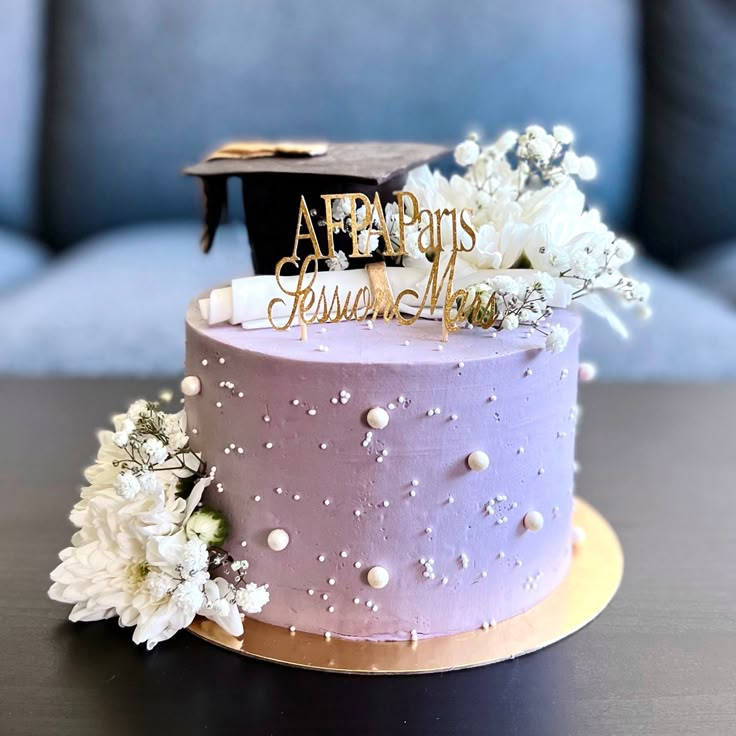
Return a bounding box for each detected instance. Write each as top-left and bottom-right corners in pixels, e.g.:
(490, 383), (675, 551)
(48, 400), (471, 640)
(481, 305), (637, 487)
(0, 0), (735, 379)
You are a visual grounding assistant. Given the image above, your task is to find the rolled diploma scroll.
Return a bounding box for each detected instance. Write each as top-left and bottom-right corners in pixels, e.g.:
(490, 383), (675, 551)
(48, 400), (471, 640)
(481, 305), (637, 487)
(199, 267), (573, 328)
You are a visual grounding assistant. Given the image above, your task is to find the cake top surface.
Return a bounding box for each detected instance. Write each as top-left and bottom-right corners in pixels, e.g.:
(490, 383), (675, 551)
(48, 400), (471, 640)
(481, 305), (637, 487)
(187, 300), (581, 366)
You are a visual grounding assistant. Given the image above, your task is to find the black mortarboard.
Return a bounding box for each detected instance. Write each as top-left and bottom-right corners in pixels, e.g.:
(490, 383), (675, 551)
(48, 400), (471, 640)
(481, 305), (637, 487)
(185, 141), (450, 275)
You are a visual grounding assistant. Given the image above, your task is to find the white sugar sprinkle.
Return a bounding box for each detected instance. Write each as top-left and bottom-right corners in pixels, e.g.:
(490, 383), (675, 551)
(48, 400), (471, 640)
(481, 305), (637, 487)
(216, 401), (222, 408)
(293, 494), (301, 501)
(291, 399), (299, 405)
(201, 359), (208, 366)
(340, 551), (348, 558)
(320, 443), (327, 450)
(354, 561), (362, 569)
(323, 499), (330, 506)
(354, 509), (361, 517)
(265, 442), (273, 449)
(263, 415), (270, 422)
(218, 357), (226, 364)
(318, 555), (325, 562)
(307, 408), (317, 416)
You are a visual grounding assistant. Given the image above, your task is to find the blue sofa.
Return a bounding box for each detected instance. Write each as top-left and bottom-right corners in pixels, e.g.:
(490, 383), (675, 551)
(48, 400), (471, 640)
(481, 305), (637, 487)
(1, 0), (735, 379)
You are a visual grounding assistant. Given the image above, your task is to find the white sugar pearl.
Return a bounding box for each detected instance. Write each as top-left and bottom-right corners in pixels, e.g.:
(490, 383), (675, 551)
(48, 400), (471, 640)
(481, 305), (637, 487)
(318, 555), (325, 562)
(366, 407), (390, 430)
(218, 357), (226, 364)
(572, 526), (587, 547)
(354, 561), (362, 569)
(180, 376), (201, 396)
(267, 528), (290, 551)
(411, 479), (419, 487)
(523, 511), (545, 532)
(340, 551), (348, 558)
(289, 626), (296, 633)
(353, 598), (361, 605)
(328, 578), (336, 586)
(579, 362), (598, 382)
(367, 566), (390, 589)
(307, 408), (317, 416)
(215, 401), (222, 408)
(467, 450), (490, 472)
(201, 359), (208, 366)
(324, 632), (331, 639)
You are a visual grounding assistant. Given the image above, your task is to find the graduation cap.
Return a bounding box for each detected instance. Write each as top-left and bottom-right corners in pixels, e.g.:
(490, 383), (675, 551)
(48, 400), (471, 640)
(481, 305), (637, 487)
(185, 141), (450, 275)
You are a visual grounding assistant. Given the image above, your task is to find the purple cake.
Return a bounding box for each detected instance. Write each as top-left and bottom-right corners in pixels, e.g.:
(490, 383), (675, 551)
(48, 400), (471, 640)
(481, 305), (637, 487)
(185, 304), (581, 640)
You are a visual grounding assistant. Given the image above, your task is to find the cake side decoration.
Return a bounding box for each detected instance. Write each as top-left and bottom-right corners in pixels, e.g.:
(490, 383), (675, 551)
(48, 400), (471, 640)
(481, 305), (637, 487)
(48, 400), (269, 649)
(48, 126), (645, 659)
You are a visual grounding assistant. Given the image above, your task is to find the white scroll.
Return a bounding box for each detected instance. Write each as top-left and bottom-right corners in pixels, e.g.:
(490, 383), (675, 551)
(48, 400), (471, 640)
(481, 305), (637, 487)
(198, 266), (573, 329)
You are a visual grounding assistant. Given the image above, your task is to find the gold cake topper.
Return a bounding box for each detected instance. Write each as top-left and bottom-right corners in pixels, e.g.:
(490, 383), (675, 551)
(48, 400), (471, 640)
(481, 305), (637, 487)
(267, 192), (494, 340)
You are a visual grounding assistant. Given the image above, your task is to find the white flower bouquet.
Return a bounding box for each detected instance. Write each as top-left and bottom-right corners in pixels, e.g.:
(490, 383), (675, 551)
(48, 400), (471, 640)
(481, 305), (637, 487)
(327, 124), (651, 352)
(48, 399), (269, 649)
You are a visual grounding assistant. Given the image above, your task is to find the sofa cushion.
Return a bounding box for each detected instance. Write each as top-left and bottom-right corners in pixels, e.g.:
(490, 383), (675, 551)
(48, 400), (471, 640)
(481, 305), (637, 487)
(581, 257), (736, 380)
(0, 228), (48, 293)
(0, 223), (251, 375)
(0, 0), (44, 231)
(42, 0), (640, 248)
(683, 240), (736, 307)
(635, 1), (736, 266)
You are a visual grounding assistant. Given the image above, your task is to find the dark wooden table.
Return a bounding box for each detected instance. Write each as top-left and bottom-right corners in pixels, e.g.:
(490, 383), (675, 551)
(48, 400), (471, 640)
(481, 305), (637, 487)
(1, 379), (734, 736)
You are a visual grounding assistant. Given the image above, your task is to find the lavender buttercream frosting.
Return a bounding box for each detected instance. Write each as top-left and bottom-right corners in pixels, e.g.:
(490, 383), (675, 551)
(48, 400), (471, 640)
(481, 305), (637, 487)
(185, 302), (581, 640)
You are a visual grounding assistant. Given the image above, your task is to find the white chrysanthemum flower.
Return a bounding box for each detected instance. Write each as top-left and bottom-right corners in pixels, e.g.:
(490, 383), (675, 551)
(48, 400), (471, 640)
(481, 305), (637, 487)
(455, 139), (480, 167)
(235, 583), (271, 614)
(326, 250), (349, 271)
(545, 324), (570, 353)
(145, 571), (177, 601)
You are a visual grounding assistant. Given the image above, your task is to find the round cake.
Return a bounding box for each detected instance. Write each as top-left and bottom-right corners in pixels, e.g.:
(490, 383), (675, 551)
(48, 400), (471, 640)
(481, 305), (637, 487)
(184, 303), (581, 641)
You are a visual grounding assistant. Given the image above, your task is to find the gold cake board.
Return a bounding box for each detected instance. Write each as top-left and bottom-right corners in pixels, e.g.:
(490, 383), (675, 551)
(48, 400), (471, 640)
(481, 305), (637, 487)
(188, 498), (622, 674)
